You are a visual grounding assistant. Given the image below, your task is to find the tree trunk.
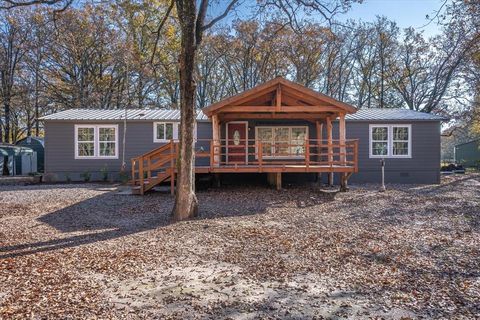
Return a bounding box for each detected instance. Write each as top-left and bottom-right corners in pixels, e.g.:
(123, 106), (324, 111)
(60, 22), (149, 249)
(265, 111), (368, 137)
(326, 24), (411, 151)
(172, 0), (199, 221)
(4, 101), (10, 144)
(35, 63), (40, 136)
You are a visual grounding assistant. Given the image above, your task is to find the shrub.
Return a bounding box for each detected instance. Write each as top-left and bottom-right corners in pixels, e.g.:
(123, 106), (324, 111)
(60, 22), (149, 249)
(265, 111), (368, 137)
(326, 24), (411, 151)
(119, 170), (130, 184)
(43, 173), (57, 183)
(100, 165), (109, 182)
(65, 173), (71, 183)
(80, 171), (91, 182)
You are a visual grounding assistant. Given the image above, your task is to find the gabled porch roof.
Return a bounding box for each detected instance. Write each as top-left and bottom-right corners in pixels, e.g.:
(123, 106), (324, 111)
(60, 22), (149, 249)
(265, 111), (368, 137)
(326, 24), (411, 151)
(202, 77), (357, 120)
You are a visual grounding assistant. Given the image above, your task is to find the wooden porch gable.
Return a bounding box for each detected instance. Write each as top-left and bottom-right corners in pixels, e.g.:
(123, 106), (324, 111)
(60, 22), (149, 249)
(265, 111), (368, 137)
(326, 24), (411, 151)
(202, 76), (356, 121)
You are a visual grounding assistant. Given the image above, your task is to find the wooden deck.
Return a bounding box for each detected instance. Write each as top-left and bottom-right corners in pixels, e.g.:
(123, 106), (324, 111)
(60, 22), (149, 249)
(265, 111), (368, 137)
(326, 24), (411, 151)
(131, 139), (358, 195)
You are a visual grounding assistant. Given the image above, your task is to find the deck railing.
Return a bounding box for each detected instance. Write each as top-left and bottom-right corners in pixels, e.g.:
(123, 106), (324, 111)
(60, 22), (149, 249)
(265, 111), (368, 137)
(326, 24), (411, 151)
(131, 138), (359, 192)
(204, 138), (358, 171)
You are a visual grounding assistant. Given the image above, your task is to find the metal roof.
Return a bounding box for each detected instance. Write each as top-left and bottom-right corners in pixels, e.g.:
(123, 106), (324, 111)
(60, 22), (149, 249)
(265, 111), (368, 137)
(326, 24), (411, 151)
(40, 107), (447, 122)
(346, 108), (448, 121)
(39, 108), (209, 121)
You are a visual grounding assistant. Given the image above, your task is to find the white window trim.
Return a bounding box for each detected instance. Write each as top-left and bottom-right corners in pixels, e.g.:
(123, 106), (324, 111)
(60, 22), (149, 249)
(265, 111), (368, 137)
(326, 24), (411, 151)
(255, 126), (309, 159)
(74, 124), (119, 159)
(153, 122), (197, 143)
(369, 124), (412, 158)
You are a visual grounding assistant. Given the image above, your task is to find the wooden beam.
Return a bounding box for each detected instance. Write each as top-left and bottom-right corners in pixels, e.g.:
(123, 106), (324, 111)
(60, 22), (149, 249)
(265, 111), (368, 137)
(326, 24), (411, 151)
(281, 94), (308, 106)
(204, 84), (277, 115)
(277, 78), (357, 113)
(316, 121), (323, 143)
(276, 172), (282, 190)
(339, 113), (347, 191)
(218, 105), (342, 113)
(203, 77), (357, 116)
(326, 116), (333, 186)
(339, 113), (346, 165)
(316, 120), (323, 184)
(239, 92), (275, 106)
(276, 84), (281, 112)
(212, 114), (220, 166)
(281, 86), (324, 105)
(219, 113), (330, 121)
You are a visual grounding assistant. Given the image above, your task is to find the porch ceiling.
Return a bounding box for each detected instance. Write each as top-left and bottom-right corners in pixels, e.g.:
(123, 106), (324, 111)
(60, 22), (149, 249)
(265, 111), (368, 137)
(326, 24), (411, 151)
(202, 77), (357, 119)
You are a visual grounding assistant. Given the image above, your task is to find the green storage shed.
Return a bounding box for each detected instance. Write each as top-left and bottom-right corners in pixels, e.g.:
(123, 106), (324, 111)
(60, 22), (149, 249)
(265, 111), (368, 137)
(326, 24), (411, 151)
(0, 144), (36, 176)
(455, 139), (480, 167)
(16, 137), (44, 173)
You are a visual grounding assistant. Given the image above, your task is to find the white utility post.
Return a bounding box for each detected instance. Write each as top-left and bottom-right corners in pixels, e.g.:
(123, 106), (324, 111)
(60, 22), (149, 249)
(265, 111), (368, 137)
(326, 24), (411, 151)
(379, 158), (386, 192)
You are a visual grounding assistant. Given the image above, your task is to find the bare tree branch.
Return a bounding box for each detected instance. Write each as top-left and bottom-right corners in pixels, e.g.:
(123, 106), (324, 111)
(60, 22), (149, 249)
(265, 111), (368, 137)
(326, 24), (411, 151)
(0, 0), (72, 12)
(201, 0), (239, 31)
(150, 0), (175, 64)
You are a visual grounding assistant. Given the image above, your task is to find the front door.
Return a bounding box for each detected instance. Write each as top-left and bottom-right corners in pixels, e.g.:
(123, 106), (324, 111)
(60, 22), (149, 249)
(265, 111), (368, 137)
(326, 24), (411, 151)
(227, 122), (247, 164)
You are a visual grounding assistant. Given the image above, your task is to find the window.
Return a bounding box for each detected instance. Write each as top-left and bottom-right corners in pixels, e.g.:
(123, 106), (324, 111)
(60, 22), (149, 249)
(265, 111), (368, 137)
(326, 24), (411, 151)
(153, 122), (197, 142)
(255, 126), (308, 158)
(369, 124), (411, 158)
(75, 125), (118, 159)
(155, 122), (175, 142)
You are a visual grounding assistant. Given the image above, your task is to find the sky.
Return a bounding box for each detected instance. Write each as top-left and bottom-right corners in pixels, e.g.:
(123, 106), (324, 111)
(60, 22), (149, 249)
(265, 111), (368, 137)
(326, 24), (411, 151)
(211, 0), (448, 37)
(338, 0), (447, 37)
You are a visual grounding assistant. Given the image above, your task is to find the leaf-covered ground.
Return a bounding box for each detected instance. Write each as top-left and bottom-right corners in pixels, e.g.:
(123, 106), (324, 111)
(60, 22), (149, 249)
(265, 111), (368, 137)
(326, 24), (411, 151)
(1, 174), (479, 319)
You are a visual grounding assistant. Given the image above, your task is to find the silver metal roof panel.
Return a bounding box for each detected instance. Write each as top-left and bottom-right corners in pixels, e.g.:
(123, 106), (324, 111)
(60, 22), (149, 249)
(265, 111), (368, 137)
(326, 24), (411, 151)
(40, 107), (447, 122)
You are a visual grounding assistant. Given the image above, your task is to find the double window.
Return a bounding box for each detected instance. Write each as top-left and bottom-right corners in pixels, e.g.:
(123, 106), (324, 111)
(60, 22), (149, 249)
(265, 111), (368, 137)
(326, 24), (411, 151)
(255, 126), (308, 158)
(153, 122), (197, 142)
(369, 124), (411, 158)
(75, 125), (118, 159)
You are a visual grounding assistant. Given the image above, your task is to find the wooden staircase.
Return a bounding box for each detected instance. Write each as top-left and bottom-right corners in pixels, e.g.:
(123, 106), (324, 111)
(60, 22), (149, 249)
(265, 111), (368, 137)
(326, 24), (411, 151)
(131, 141), (177, 195)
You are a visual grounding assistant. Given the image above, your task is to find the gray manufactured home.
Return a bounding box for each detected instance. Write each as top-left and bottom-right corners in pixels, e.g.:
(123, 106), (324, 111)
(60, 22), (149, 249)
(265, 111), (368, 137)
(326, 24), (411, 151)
(40, 77), (447, 193)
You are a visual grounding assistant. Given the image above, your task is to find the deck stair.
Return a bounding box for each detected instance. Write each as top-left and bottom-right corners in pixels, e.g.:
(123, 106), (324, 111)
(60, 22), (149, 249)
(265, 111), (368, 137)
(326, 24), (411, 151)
(131, 138), (358, 195)
(131, 141), (177, 195)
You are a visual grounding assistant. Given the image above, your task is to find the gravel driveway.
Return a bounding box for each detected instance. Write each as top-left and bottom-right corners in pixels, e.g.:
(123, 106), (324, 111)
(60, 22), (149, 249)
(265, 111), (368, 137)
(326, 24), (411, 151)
(1, 174), (479, 319)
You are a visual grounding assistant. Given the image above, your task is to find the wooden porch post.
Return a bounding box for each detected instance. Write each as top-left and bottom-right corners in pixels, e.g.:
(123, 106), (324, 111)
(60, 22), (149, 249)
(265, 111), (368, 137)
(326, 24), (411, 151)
(315, 120), (323, 184)
(326, 116), (333, 186)
(339, 113), (348, 192)
(267, 172), (282, 190)
(212, 114), (220, 166)
(339, 113), (346, 165)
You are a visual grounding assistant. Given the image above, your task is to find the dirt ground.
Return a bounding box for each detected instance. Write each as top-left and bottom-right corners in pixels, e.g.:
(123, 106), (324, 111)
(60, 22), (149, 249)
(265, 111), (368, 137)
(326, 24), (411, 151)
(0, 174), (479, 319)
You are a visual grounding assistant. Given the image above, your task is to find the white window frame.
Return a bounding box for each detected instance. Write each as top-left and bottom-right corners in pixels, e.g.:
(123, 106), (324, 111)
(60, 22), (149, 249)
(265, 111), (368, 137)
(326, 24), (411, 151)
(74, 124), (118, 159)
(153, 122), (197, 143)
(369, 124), (412, 158)
(255, 126), (309, 159)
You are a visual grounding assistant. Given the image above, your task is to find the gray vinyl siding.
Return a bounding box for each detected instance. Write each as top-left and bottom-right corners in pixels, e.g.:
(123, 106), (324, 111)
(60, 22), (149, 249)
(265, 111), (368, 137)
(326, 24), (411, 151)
(341, 121), (441, 184)
(44, 120), (211, 181)
(44, 119), (441, 184)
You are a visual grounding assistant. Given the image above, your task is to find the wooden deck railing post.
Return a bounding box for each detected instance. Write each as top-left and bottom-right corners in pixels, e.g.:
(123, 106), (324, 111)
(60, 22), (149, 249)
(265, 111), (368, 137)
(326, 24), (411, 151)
(339, 113), (346, 166)
(258, 142), (263, 172)
(326, 116), (333, 186)
(210, 140), (214, 168)
(147, 157), (151, 179)
(305, 139), (310, 170)
(131, 159), (136, 186)
(354, 140), (359, 172)
(212, 115), (220, 166)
